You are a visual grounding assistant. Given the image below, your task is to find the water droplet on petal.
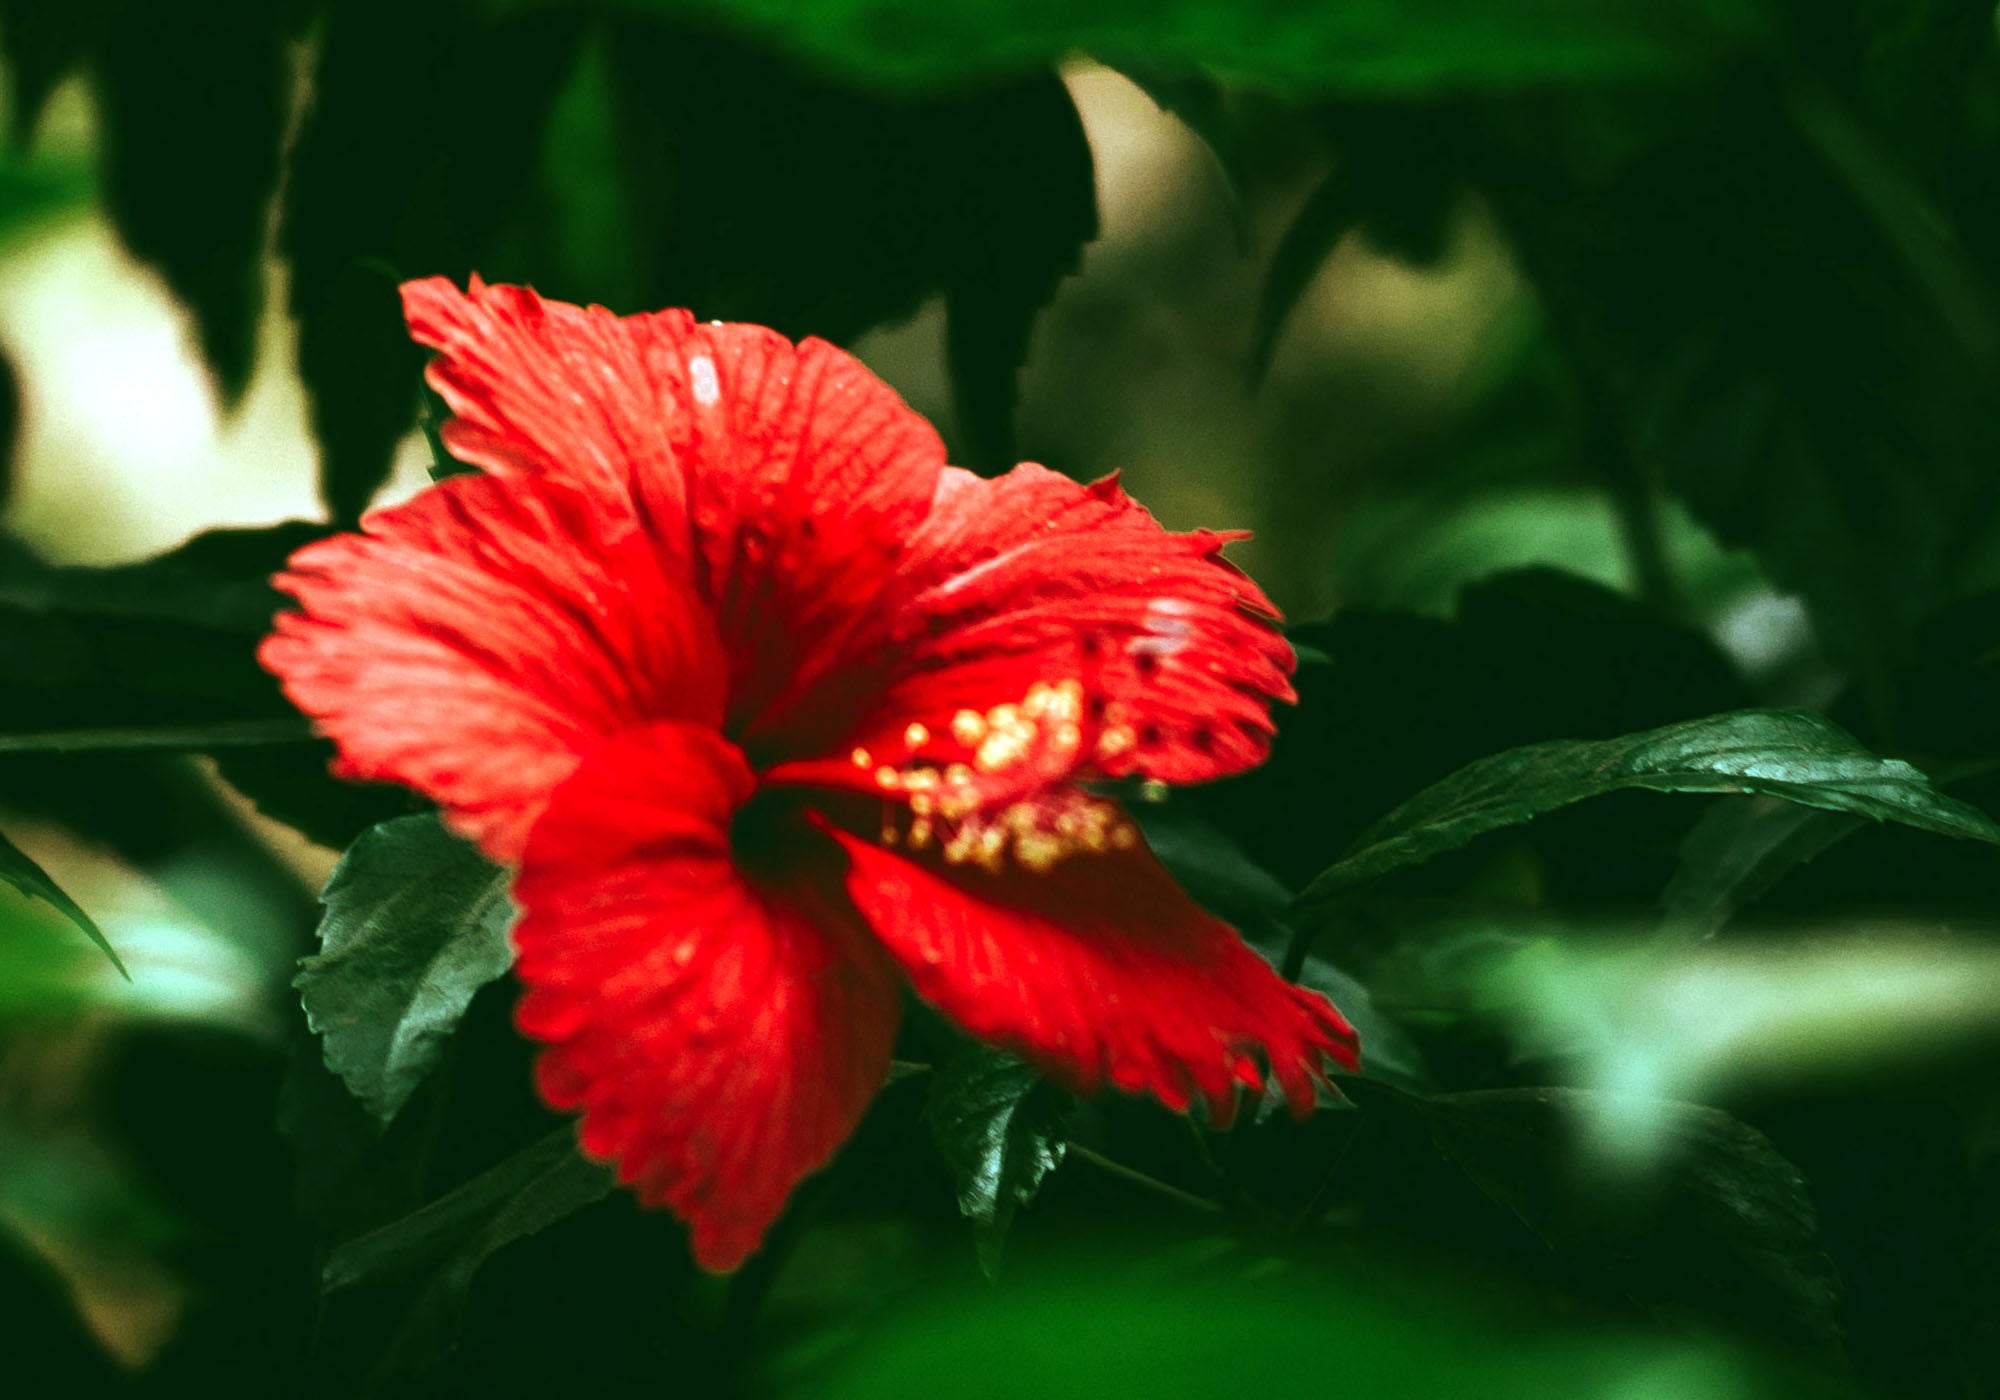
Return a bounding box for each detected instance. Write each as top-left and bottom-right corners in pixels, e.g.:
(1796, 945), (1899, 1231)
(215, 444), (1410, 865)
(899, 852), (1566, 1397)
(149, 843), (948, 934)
(689, 355), (721, 406)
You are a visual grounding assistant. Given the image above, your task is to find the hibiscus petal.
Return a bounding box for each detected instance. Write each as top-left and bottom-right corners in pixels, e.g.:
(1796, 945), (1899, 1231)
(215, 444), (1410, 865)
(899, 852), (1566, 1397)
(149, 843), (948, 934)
(514, 724), (902, 1273)
(401, 276), (946, 724)
(828, 822), (1357, 1126)
(261, 472), (725, 862)
(760, 464), (1296, 789)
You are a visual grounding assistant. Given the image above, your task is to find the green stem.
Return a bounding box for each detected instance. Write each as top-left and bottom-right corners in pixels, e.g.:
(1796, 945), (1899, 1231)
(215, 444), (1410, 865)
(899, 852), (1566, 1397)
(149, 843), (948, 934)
(1065, 1142), (1221, 1215)
(0, 718), (316, 754)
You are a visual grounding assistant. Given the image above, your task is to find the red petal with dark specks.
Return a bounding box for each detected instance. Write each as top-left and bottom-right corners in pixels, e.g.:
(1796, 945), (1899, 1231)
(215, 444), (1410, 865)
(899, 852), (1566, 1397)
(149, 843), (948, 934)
(261, 472), (724, 863)
(402, 276), (946, 729)
(759, 463), (1296, 787)
(513, 724), (902, 1273)
(828, 820), (1357, 1125)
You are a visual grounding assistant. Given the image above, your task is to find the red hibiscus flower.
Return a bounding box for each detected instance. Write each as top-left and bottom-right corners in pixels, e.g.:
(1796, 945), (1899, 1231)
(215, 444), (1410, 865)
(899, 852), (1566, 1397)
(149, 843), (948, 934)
(261, 277), (1359, 1272)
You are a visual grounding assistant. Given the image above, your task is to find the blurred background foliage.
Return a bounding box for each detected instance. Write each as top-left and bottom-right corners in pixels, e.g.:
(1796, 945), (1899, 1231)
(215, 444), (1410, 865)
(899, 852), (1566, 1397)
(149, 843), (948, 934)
(2, 0), (2000, 1395)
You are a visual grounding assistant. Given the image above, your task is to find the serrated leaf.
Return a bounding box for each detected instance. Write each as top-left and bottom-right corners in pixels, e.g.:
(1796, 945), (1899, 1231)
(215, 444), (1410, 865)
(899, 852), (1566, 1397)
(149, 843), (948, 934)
(94, 0), (291, 398)
(299, 814), (516, 1127)
(534, 0), (1776, 97)
(281, 0), (585, 520)
(598, 22), (1094, 471)
(0, 827), (121, 975)
(1299, 709), (2000, 913)
(940, 73), (1095, 468)
(925, 1046), (1070, 1276)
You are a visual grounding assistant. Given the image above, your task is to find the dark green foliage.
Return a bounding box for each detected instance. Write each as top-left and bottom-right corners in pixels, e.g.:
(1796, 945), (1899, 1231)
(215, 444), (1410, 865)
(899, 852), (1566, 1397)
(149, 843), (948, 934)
(93, 0), (292, 400)
(923, 1047), (1071, 1275)
(804, 1262), (1841, 1398)
(0, 521), (415, 844)
(310, 1126), (616, 1385)
(1197, 569), (1755, 891)
(1484, 97), (2000, 684)
(1340, 1081), (1843, 1348)
(560, 0), (1778, 96)
(299, 815), (516, 1127)
(1299, 708), (2000, 911)
(1660, 798), (1865, 940)
(9, 2), (2000, 1395)
(596, 23), (1094, 468)
(322, 1128), (611, 1297)
(282, 0), (589, 521)
(0, 520), (320, 735)
(271, 0), (1094, 511)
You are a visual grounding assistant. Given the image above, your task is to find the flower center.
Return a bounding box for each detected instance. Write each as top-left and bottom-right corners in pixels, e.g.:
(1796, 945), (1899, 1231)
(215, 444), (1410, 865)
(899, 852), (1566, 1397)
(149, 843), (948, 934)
(850, 679), (1141, 874)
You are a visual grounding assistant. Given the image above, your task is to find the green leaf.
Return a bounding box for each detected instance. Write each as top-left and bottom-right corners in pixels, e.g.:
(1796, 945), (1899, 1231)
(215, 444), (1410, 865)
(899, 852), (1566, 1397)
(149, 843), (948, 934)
(1480, 86), (2000, 680)
(530, 0), (1777, 97)
(0, 0), (109, 145)
(1137, 805), (1429, 1090)
(1195, 569), (1753, 894)
(94, 0), (293, 398)
(0, 521), (412, 845)
(1482, 931), (2000, 1120)
(322, 1128), (610, 1293)
(0, 521), (323, 735)
(924, 1046), (1070, 1276)
(940, 74), (1096, 468)
(1248, 166), (1360, 384)
(0, 349), (13, 514)
(1343, 1081), (1842, 1346)
(321, 1127), (613, 1373)
(0, 145), (94, 249)
(1299, 709), (2000, 912)
(299, 815), (516, 1127)
(1104, 63), (1247, 227)
(281, 0), (586, 520)
(0, 520), (324, 632)
(0, 1114), (183, 1370)
(796, 1259), (1822, 1398)
(596, 21), (1095, 470)
(0, 828), (120, 975)
(1658, 796), (1864, 940)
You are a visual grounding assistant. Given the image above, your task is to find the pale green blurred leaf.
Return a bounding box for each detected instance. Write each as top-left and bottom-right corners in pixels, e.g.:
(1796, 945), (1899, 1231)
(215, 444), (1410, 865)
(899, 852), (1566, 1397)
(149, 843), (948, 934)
(802, 1264), (1818, 1398)
(0, 828), (119, 973)
(1483, 931), (2000, 1161)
